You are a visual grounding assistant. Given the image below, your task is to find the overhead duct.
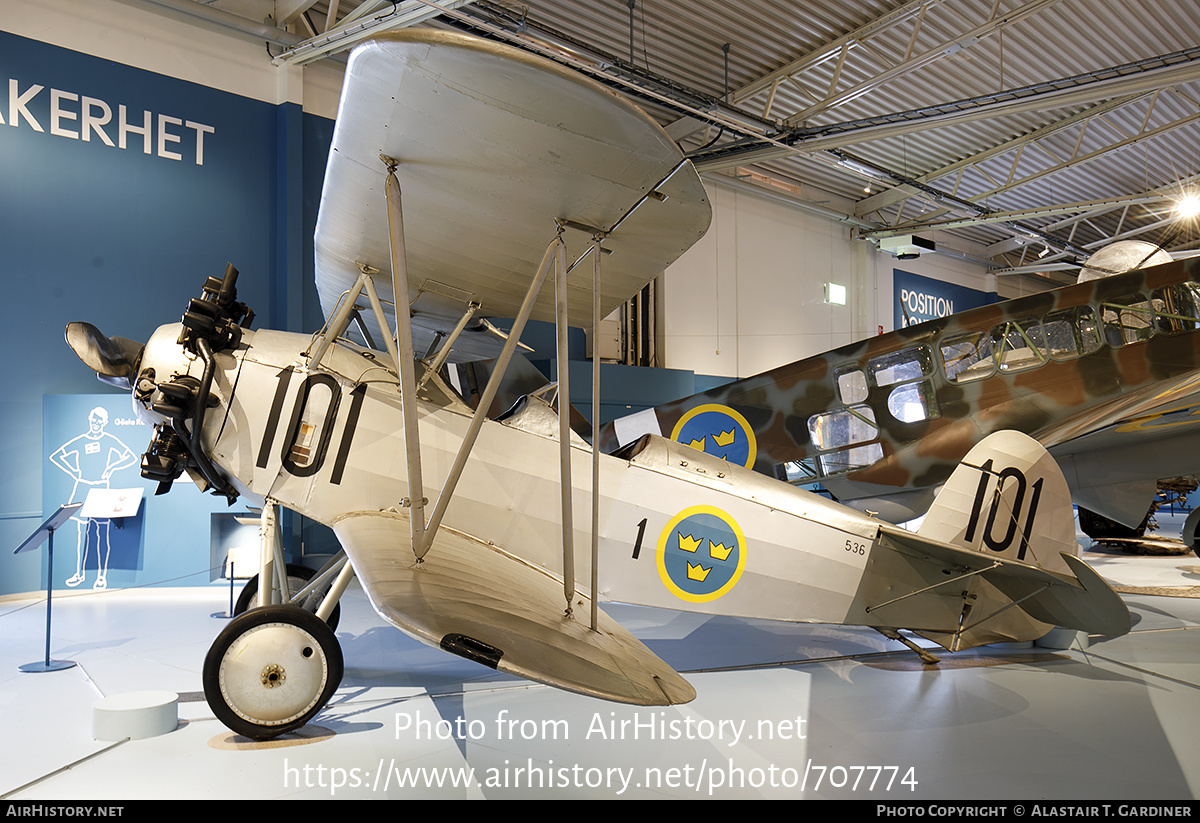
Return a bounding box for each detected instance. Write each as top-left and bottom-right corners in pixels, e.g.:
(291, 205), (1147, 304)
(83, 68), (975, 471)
(878, 235), (936, 259)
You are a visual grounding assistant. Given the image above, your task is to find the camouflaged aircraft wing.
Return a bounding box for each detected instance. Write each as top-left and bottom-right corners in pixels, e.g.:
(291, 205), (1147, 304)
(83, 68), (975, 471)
(315, 29), (711, 362)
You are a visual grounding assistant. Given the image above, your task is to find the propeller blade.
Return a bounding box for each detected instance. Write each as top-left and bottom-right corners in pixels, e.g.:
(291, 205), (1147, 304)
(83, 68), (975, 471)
(65, 322), (144, 389)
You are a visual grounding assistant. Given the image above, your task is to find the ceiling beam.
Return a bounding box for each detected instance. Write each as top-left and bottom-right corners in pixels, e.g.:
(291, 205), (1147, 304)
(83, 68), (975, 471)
(854, 93), (1147, 216)
(784, 0), (1067, 125)
(915, 107), (1200, 225)
(275, 0), (320, 26)
(864, 193), (1177, 239)
(273, 0), (475, 65)
(731, 0), (940, 106)
(115, 0), (303, 48)
(662, 0), (938, 142)
(691, 46), (1200, 171)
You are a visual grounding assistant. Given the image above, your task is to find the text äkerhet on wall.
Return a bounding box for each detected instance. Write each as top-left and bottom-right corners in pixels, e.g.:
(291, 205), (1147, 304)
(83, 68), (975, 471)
(4, 78), (214, 165)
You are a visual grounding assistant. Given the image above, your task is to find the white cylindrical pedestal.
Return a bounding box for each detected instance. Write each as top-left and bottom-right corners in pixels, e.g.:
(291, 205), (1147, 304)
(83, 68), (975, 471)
(1037, 627), (1089, 650)
(92, 691), (179, 741)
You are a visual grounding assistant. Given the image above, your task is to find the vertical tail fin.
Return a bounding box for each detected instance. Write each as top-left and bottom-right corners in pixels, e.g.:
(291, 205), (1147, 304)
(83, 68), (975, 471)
(917, 430), (1076, 577)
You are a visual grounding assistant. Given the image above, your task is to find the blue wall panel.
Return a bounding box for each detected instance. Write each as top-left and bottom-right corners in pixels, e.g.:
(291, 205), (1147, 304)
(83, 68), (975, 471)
(893, 268), (996, 328)
(40, 394), (238, 591)
(0, 31), (333, 594)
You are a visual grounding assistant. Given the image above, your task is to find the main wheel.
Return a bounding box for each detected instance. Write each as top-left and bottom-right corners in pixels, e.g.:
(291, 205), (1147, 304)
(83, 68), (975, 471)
(235, 563), (340, 630)
(203, 605), (343, 740)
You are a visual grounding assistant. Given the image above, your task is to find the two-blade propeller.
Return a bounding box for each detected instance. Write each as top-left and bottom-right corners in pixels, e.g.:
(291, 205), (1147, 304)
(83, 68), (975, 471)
(65, 265), (251, 504)
(65, 322), (144, 390)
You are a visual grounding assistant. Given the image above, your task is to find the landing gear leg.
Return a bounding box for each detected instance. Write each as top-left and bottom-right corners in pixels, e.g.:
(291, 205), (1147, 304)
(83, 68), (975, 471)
(235, 563), (342, 630)
(203, 605), (343, 740)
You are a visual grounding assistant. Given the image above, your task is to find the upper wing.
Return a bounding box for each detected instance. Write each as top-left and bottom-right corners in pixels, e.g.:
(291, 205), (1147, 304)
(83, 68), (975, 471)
(316, 29), (712, 361)
(331, 509), (695, 706)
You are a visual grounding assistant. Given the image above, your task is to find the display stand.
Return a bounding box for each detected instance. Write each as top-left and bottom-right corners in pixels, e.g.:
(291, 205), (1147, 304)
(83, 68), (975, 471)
(212, 542), (257, 619)
(212, 562), (238, 619)
(14, 503), (83, 673)
(77, 487), (143, 521)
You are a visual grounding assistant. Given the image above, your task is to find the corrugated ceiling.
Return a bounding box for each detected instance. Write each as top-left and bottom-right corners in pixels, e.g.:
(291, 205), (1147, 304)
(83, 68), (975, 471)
(145, 1), (1200, 281)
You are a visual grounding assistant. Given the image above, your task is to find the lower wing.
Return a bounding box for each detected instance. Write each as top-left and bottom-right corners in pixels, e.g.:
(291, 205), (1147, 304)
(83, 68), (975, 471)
(331, 510), (695, 705)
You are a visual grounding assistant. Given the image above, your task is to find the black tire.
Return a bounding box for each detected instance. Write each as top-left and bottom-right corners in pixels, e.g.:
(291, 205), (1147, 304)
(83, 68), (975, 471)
(203, 605), (343, 740)
(235, 563), (340, 630)
(1078, 507), (1149, 541)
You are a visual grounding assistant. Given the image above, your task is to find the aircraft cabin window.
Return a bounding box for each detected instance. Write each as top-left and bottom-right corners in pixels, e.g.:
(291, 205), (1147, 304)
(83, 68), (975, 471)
(808, 405), (878, 451)
(886, 381), (939, 424)
(867, 346), (940, 424)
(1153, 283), (1200, 335)
(1044, 307), (1101, 360)
(835, 367), (868, 404)
(1102, 294), (1156, 346)
(941, 332), (995, 382)
(819, 442), (885, 475)
(867, 346), (932, 387)
(809, 367), (888, 478)
(1077, 308), (1102, 355)
(990, 318), (1048, 372)
(777, 459), (818, 483)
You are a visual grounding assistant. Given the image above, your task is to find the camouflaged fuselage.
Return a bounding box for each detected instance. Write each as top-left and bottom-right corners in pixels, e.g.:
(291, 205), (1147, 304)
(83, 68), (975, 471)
(600, 258), (1200, 516)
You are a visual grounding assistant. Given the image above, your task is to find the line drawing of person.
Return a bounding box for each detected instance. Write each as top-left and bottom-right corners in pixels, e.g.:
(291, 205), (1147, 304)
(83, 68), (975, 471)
(48, 406), (137, 590)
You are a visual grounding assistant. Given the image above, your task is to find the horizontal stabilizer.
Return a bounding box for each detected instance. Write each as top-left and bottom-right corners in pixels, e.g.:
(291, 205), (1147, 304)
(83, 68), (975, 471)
(880, 522), (1130, 641)
(332, 511), (695, 706)
(1018, 552), (1132, 638)
(905, 429), (1130, 640)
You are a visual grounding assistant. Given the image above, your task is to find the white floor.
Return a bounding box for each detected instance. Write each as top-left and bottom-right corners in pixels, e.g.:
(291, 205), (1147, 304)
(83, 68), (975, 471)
(3, 547), (1200, 800)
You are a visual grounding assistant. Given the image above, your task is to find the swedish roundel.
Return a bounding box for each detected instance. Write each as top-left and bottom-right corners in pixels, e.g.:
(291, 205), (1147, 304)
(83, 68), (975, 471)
(669, 404), (757, 469)
(657, 506), (747, 603)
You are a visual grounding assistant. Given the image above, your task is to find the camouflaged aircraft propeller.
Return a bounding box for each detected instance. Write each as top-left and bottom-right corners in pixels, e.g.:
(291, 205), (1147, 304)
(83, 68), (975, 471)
(67, 29), (1129, 741)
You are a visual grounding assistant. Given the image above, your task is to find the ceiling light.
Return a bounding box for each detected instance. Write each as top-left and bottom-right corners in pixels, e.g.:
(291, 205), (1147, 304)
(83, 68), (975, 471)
(1176, 193), (1200, 220)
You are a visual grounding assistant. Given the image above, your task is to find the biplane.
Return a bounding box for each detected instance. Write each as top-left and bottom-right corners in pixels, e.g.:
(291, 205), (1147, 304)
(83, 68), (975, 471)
(66, 29), (1129, 740)
(599, 256), (1200, 532)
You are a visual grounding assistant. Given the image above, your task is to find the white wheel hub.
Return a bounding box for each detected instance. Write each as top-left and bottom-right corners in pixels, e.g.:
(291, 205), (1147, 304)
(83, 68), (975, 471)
(218, 621), (329, 726)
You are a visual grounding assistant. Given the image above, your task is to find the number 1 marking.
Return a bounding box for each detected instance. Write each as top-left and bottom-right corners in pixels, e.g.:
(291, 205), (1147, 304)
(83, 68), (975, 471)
(632, 518), (647, 559)
(964, 460), (1042, 561)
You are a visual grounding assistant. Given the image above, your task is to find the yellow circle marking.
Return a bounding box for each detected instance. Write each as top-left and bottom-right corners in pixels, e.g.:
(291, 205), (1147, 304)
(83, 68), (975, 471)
(668, 404), (758, 469)
(656, 505), (747, 603)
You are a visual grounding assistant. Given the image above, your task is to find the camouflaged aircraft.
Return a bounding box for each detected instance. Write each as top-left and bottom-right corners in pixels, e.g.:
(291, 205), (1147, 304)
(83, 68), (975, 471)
(599, 257), (1200, 535)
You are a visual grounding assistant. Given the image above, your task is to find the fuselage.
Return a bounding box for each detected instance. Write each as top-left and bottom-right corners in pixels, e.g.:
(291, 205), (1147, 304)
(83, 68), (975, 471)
(136, 322), (904, 631)
(600, 258), (1200, 526)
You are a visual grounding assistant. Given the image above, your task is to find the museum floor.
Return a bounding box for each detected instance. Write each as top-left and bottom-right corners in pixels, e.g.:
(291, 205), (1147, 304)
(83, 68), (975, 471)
(3, 545), (1200, 800)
